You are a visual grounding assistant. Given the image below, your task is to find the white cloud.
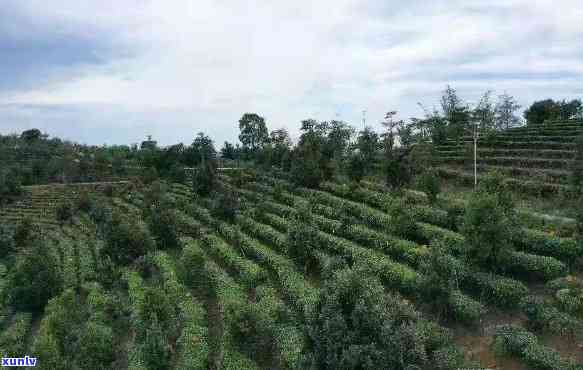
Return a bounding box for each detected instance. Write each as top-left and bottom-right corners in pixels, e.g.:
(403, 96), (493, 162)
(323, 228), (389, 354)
(1, 0), (582, 145)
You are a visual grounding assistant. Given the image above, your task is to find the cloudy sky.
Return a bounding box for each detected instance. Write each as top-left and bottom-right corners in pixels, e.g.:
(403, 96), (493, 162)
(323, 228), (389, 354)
(1, 0), (582, 146)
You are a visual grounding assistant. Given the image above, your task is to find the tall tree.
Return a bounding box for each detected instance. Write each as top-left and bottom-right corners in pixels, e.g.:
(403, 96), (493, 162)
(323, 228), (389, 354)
(495, 92), (522, 130)
(524, 99), (560, 125)
(220, 141), (237, 160)
(238, 113), (269, 154)
(356, 127), (380, 169)
(473, 90), (496, 132)
(269, 128), (292, 168)
(440, 85), (470, 139)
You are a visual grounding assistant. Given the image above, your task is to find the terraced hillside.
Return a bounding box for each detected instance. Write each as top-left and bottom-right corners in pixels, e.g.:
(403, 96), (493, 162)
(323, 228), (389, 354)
(0, 172), (581, 369)
(0, 181), (131, 230)
(435, 120), (583, 195)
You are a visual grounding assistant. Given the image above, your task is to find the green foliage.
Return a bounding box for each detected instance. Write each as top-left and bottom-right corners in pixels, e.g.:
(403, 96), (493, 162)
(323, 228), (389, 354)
(346, 153), (367, 183)
(141, 166), (160, 185)
(56, 201), (75, 223)
(0, 225), (15, 259)
(0, 312), (32, 358)
(524, 98), (582, 124)
(149, 206), (180, 250)
(520, 296), (582, 338)
(572, 136), (583, 195)
(463, 191), (513, 270)
(286, 203), (319, 269)
(102, 211), (155, 266)
(192, 160), (217, 197)
(494, 325), (578, 370)
(419, 245), (478, 322)
(32, 286), (116, 370)
(211, 187), (241, 223)
(290, 136), (324, 188)
(238, 113), (269, 154)
(8, 238), (63, 311)
(304, 265), (450, 369)
(416, 170), (441, 204)
(384, 152), (412, 190)
(388, 200), (418, 240)
(0, 166), (23, 204)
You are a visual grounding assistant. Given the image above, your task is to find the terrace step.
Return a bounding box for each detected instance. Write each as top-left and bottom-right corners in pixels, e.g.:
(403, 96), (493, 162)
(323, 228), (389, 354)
(436, 167), (569, 196)
(436, 148), (576, 160)
(438, 164), (570, 184)
(437, 156), (575, 170)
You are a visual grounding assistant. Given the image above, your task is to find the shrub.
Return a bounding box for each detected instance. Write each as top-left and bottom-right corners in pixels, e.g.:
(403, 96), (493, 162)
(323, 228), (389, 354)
(211, 187), (241, 223)
(494, 325), (577, 370)
(346, 153), (366, 183)
(388, 200), (418, 240)
(463, 192), (513, 270)
(304, 266), (435, 369)
(76, 191), (94, 212)
(384, 154), (411, 190)
(8, 238), (63, 312)
(56, 201), (75, 223)
(102, 184), (115, 197)
(0, 224), (15, 259)
(102, 212), (155, 265)
(520, 296), (582, 338)
(286, 203), (320, 270)
(12, 217), (40, 249)
(571, 136), (583, 195)
(149, 206), (180, 250)
(192, 161), (216, 197)
(141, 166), (159, 185)
(416, 170), (441, 203)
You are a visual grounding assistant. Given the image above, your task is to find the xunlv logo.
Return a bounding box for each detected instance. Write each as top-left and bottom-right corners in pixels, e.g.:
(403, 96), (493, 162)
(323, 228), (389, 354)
(1, 356), (37, 367)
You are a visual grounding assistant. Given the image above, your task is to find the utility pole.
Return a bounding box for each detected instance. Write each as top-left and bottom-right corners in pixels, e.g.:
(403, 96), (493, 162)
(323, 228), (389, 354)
(362, 109), (367, 130)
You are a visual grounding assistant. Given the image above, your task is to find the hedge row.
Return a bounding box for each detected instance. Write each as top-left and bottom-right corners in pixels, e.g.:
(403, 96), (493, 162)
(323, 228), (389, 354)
(504, 251), (567, 281)
(248, 286), (305, 369)
(418, 223), (567, 281)
(186, 203), (319, 317)
(181, 241), (260, 370)
(236, 215), (289, 254)
(150, 252), (209, 370)
(515, 229), (581, 262)
(0, 312), (32, 358)
(465, 272), (529, 308)
(494, 325), (581, 370)
(448, 290), (486, 324)
(197, 234), (268, 289)
(320, 181), (450, 228)
(520, 296), (582, 338)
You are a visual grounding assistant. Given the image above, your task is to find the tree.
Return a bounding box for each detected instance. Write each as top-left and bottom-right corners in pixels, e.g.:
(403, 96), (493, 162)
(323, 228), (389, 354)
(20, 129), (42, 142)
(238, 113), (269, 154)
(495, 92), (521, 130)
(290, 120), (326, 188)
(462, 191), (513, 270)
(346, 153), (367, 183)
(8, 238), (63, 311)
(524, 99), (559, 125)
(380, 111), (401, 152)
(304, 265), (446, 369)
(472, 90), (496, 132)
(441, 85), (470, 139)
(220, 141), (237, 160)
(269, 128), (292, 168)
(187, 132), (217, 167)
(325, 120), (354, 160)
(148, 205), (180, 250)
(102, 212), (155, 266)
(417, 170), (441, 204)
(356, 127), (380, 173)
(192, 159), (216, 197)
(190, 133), (218, 196)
